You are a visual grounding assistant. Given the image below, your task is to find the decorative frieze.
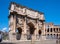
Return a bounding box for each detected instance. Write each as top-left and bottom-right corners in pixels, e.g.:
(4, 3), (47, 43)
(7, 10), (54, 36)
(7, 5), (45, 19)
(9, 2), (44, 20)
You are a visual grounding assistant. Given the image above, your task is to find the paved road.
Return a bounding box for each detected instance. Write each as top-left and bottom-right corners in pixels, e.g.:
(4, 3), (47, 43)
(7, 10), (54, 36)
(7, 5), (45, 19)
(0, 40), (57, 44)
(0, 40), (15, 44)
(0, 42), (15, 44)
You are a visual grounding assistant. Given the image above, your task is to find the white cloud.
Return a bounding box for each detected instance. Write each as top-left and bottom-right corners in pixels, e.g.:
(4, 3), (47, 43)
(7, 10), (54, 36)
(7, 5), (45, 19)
(2, 27), (7, 32)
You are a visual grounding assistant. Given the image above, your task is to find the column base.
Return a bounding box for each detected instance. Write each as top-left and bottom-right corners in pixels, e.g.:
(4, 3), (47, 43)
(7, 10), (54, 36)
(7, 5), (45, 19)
(9, 32), (16, 41)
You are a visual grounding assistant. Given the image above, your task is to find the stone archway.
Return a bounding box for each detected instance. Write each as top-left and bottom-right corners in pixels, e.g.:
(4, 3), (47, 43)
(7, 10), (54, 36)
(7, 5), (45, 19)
(16, 27), (22, 40)
(27, 22), (35, 40)
(38, 30), (42, 37)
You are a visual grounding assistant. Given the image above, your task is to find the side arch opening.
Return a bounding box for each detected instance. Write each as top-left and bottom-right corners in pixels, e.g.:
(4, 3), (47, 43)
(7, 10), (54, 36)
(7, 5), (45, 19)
(16, 27), (22, 40)
(38, 30), (42, 37)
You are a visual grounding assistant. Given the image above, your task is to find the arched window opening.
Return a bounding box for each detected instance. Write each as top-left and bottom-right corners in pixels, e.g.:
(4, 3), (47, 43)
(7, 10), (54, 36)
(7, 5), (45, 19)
(59, 28), (60, 32)
(54, 28), (55, 32)
(57, 34), (58, 39)
(46, 34), (49, 39)
(50, 28), (52, 32)
(56, 28), (58, 32)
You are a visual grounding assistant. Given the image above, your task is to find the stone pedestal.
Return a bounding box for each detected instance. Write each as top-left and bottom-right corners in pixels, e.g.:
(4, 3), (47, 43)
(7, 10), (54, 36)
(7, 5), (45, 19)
(9, 32), (16, 41)
(22, 34), (27, 40)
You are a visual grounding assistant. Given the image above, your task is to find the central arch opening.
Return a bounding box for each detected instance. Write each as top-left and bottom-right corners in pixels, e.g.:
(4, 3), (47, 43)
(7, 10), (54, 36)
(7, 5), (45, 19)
(27, 22), (35, 40)
(16, 27), (22, 40)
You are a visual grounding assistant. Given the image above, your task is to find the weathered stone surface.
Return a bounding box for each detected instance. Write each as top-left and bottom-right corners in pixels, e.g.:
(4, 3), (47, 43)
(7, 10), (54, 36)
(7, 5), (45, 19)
(8, 2), (45, 41)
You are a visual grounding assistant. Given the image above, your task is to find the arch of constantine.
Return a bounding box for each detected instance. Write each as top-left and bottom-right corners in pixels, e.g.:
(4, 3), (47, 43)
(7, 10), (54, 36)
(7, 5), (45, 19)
(8, 2), (45, 41)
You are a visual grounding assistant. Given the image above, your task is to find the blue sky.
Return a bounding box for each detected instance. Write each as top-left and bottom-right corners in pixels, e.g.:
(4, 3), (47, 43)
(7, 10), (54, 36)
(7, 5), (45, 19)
(0, 0), (60, 31)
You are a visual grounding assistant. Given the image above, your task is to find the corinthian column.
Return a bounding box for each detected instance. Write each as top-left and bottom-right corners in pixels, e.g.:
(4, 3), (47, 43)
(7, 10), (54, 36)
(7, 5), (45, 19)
(23, 17), (27, 40)
(9, 14), (16, 41)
